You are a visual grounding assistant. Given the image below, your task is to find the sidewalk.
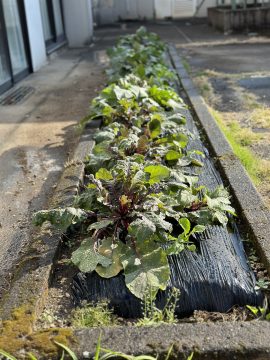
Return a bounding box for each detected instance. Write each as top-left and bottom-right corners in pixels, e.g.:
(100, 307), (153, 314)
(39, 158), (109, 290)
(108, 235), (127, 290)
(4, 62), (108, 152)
(0, 47), (105, 298)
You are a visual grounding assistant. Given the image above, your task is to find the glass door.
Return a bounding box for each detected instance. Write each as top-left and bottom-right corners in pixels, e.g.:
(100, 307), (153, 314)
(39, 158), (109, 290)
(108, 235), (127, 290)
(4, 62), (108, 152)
(2, 0), (28, 79)
(0, 0), (30, 95)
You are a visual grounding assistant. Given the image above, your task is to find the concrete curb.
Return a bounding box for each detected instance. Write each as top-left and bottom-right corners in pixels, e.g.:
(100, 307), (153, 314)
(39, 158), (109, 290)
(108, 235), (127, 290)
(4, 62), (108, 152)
(0, 126), (96, 320)
(168, 44), (270, 274)
(74, 321), (270, 360)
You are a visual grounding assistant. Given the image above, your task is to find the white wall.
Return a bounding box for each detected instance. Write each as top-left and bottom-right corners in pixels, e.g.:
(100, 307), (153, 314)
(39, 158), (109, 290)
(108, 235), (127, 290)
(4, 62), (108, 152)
(194, 0), (217, 17)
(23, 0), (47, 71)
(155, 0), (172, 18)
(63, 0), (94, 47)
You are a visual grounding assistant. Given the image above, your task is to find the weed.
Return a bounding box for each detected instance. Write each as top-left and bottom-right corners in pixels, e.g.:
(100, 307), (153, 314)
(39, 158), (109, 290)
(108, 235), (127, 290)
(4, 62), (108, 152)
(255, 279), (270, 291)
(209, 107), (261, 185)
(249, 106), (270, 128)
(246, 303), (270, 320)
(71, 301), (118, 328)
(182, 58), (191, 74)
(0, 337), (194, 360)
(137, 287), (180, 326)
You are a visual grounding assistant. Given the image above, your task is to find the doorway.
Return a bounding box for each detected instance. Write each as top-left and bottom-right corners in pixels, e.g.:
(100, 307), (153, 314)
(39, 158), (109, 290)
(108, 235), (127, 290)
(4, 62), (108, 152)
(0, 0), (31, 95)
(39, 0), (66, 53)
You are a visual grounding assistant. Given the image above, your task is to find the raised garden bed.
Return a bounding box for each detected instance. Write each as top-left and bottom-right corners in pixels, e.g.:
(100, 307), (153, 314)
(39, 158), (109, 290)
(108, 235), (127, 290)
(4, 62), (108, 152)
(208, 5), (270, 33)
(1, 27), (270, 360)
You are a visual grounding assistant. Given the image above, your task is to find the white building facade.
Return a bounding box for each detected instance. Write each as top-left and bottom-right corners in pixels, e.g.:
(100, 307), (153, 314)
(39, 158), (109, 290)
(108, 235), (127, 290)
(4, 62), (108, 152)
(0, 0), (93, 95)
(93, 0), (218, 25)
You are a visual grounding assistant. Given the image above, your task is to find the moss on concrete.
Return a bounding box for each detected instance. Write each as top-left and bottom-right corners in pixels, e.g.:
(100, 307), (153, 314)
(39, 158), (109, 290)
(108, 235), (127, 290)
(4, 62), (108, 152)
(0, 305), (74, 359)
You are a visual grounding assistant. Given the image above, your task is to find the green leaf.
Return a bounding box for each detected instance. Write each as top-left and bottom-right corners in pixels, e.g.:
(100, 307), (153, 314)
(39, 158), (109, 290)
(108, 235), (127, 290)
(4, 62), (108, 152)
(179, 218), (190, 235)
(54, 342), (78, 360)
(143, 212), (172, 233)
(33, 207), (87, 229)
(114, 86), (133, 100)
(187, 244), (196, 252)
(148, 118), (161, 139)
(71, 238), (111, 273)
(167, 113), (186, 125)
(144, 165), (170, 185)
(88, 220), (113, 231)
(0, 349), (17, 360)
(165, 150), (182, 161)
(246, 305), (259, 316)
(121, 239), (170, 299)
(128, 217), (156, 241)
(96, 238), (125, 278)
(96, 168), (113, 181)
(191, 224), (206, 234)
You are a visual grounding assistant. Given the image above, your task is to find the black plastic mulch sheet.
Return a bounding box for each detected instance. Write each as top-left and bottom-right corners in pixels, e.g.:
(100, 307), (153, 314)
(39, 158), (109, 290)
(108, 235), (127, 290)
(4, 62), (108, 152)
(71, 105), (263, 318)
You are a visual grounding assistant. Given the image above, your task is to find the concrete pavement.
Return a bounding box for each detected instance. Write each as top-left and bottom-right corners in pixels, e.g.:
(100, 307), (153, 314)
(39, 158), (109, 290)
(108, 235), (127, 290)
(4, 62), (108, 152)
(0, 47), (105, 298)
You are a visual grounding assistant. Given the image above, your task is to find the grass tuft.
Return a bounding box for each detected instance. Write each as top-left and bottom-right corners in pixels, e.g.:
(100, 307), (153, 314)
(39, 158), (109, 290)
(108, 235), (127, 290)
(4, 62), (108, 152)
(209, 108), (261, 185)
(71, 301), (118, 328)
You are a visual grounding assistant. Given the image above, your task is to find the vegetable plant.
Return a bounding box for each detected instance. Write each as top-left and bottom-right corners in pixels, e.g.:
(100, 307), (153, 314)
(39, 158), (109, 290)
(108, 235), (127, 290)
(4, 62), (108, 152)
(33, 27), (235, 302)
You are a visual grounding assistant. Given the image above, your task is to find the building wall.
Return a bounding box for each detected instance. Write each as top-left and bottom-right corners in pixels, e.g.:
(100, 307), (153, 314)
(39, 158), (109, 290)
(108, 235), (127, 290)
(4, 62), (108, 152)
(63, 0), (94, 47)
(23, 0), (93, 73)
(23, 0), (47, 71)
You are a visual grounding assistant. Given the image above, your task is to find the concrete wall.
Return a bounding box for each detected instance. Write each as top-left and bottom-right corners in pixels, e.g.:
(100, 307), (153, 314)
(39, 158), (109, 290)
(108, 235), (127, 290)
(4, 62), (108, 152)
(23, 0), (47, 71)
(155, 0), (172, 18)
(208, 6), (270, 32)
(62, 0), (93, 47)
(195, 0), (217, 17)
(94, 0), (154, 24)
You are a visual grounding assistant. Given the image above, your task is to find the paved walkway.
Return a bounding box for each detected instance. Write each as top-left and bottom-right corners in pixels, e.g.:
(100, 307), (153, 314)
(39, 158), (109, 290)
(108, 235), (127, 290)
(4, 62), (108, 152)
(0, 48), (105, 297)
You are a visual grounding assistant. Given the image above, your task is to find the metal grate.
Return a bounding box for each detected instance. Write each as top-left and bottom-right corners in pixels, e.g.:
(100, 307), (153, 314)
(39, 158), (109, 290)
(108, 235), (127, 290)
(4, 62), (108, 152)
(0, 86), (34, 105)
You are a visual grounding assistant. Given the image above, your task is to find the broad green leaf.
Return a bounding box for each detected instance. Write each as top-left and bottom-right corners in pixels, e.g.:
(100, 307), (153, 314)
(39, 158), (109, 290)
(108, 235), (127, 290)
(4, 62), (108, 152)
(96, 238), (125, 278)
(121, 239), (170, 299)
(148, 118), (161, 139)
(71, 239), (111, 273)
(144, 165), (170, 185)
(143, 212), (172, 233)
(173, 133), (188, 148)
(191, 224), (206, 234)
(94, 130), (115, 143)
(165, 150), (182, 161)
(167, 113), (186, 125)
(128, 217), (156, 241)
(88, 219), (113, 231)
(179, 218), (190, 235)
(33, 207), (87, 229)
(114, 86), (133, 100)
(96, 168), (113, 181)
(167, 99), (184, 111)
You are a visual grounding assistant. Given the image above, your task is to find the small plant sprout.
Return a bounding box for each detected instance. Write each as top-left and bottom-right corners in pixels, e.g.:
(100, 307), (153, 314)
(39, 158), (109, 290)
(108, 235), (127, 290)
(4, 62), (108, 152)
(137, 287), (180, 326)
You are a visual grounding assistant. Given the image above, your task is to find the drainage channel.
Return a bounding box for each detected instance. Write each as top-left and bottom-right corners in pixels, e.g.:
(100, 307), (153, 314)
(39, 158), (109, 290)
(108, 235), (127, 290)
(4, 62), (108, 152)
(1, 44), (270, 360)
